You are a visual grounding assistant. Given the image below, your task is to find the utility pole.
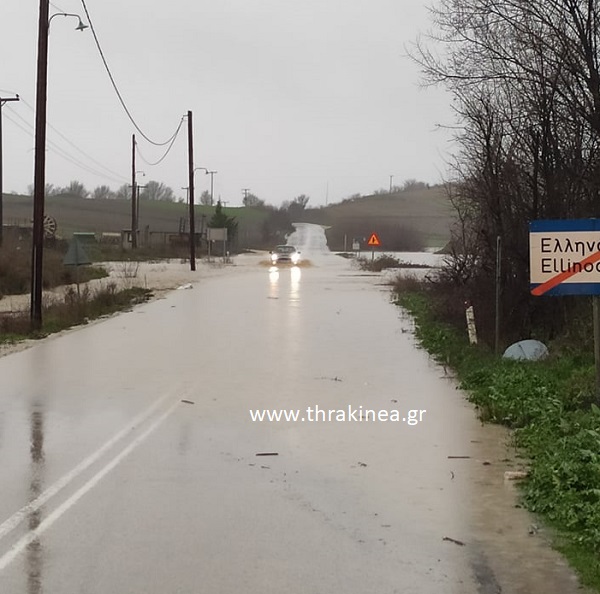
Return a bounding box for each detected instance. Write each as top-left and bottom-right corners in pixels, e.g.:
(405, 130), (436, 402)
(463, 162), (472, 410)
(242, 188), (250, 205)
(207, 170), (217, 206)
(187, 111), (196, 271)
(31, 0), (50, 330)
(389, 175), (394, 193)
(131, 134), (137, 249)
(0, 95), (20, 247)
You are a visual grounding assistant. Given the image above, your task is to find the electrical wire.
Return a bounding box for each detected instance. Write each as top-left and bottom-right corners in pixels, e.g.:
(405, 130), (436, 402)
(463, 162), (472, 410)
(3, 110), (128, 185)
(135, 117), (186, 167)
(14, 96), (128, 183)
(79, 0), (183, 147)
(49, 2), (68, 12)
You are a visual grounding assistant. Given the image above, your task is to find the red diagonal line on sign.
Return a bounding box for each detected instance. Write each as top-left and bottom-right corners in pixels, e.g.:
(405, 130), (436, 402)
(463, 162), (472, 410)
(531, 250), (600, 296)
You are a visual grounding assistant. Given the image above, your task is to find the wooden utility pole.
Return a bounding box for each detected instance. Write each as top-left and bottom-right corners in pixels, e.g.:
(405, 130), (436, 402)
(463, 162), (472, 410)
(187, 111), (196, 271)
(131, 134), (137, 249)
(31, 0), (50, 330)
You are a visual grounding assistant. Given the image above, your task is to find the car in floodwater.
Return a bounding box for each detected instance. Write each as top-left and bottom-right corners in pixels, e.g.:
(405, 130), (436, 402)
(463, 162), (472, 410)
(270, 244), (301, 265)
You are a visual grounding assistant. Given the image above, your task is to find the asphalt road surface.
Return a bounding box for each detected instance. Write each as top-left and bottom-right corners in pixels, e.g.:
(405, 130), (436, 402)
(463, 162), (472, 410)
(0, 224), (589, 593)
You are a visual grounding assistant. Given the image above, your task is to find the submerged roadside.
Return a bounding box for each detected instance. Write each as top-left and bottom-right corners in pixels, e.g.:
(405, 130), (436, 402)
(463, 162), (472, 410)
(0, 257), (254, 358)
(395, 285), (600, 591)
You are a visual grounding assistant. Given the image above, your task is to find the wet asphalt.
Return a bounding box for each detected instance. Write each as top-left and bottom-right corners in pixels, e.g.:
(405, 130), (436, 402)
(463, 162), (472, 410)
(0, 224), (590, 593)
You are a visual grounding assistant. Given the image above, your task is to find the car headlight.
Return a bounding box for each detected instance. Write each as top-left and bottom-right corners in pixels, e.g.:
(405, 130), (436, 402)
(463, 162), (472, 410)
(271, 254), (278, 263)
(291, 254), (299, 264)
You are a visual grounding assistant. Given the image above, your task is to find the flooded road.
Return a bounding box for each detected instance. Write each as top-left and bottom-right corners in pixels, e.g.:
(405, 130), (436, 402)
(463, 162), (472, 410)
(0, 224), (589, 593)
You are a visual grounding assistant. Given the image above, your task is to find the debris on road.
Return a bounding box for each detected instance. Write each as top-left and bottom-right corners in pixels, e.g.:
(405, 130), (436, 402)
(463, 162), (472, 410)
(443, 536), (466, 546)
(181, 399), (195, 405)
(448, 455), (471, 459)
(529, 524), (539, 535)
(256, 452), (279, 456)
(504, 470), (529, 480)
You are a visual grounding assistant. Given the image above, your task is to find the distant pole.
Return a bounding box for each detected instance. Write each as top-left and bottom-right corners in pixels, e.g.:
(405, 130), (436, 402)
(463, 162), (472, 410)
(208, 171), (217, 206)
(187, 110), (196, 271)
(0, 95), (20, 247)
(242, 188), (250, 205)
(389, 175), (394, 193)
(130, 134), (137, 249)
(30, 0), (50, 330)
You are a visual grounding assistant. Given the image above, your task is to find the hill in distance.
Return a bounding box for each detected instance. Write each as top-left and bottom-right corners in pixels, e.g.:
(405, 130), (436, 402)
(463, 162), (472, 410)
(2, 184), (454, 250)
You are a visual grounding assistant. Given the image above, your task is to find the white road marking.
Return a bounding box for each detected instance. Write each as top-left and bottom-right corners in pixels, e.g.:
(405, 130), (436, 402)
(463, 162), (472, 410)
(0, 398), (181, 572)
(0, 386), (185, 543)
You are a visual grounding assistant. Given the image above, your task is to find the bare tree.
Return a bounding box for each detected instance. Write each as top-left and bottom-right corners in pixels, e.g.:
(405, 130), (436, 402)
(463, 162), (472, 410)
(114, 184), (131, 200)
(92, 185), (115, 200)
(139, 180), (175, 202)
(61, 180), (89, 199)
(199, 190), (212, 206)
(411, 0), (600, 341)
(243, 193), (265, 207)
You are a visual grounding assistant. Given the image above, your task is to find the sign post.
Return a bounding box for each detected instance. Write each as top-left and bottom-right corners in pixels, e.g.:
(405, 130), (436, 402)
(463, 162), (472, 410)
(530, 219), (600, 402)
(367, 232), (380, 262)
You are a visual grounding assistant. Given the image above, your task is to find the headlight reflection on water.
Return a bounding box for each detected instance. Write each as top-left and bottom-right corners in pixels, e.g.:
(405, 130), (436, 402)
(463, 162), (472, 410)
(269, 267), (279, 300)
(290, 266), (301, 304)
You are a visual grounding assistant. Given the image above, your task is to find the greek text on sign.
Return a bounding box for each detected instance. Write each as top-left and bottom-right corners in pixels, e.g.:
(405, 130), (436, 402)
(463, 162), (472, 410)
(367, 233), (380, 246)
(530, 219), (600, 296)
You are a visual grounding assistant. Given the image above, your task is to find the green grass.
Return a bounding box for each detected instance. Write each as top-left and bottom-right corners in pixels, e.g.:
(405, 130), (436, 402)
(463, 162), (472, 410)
(396, 289), (600, 591)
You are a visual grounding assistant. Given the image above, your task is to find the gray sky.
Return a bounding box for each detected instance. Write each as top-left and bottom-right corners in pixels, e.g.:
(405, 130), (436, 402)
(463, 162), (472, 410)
(1, 0), (454, 207)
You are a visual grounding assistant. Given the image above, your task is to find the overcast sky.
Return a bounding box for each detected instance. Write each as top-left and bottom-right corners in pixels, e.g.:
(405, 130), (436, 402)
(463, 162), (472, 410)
(0, 0), (455, 207)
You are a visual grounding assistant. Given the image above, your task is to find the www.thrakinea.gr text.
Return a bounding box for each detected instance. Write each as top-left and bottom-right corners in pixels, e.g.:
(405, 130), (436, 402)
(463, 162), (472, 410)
(249, 405), (427, 425)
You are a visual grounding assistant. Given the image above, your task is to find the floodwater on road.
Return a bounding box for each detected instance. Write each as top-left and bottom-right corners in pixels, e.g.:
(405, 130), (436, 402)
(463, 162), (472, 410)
(0, 223), (590, 593)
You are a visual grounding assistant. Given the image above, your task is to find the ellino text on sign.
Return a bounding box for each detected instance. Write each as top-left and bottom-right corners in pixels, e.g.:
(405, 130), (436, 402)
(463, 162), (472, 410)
(530, 219), (600, 296)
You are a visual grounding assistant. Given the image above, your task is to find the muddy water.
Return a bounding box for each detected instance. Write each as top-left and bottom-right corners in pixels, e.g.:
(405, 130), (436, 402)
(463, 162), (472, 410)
(288, 224), (589, 593)
(0, 223), (590, 593)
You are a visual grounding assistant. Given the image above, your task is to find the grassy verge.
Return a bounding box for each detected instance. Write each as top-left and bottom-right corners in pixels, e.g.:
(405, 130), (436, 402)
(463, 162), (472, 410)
(395, 287), (600, 590)
(357, 255), (433, 272)
(0, 284), (152, 345)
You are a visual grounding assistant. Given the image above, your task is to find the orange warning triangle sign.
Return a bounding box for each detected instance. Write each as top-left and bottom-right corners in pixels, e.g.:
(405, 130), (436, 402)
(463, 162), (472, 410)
(367, 233), (380, 246)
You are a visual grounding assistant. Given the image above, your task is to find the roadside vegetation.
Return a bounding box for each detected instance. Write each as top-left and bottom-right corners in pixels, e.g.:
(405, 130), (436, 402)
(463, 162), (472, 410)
(0, 237), (151, 344)
(0, 237), (108, 300)
(399, 3), (600, 585)
(356, 255), (432, 273)
(393, 275), (600, 589)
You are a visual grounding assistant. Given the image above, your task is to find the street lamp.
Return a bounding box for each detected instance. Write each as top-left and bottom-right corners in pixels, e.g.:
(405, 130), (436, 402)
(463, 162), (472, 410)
(30, 2), (88, 329)
(49, 12), (88, 30)
(194, 167), (217, 206)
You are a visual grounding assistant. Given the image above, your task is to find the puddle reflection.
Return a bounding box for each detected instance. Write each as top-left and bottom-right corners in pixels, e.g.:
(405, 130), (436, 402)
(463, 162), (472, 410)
(27, 406), (45, 594)
(268, 267), (279, 299)
(290, 266), (301, 305)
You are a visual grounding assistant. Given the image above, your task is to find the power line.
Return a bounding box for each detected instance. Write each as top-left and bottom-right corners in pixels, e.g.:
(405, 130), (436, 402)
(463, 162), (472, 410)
(10, 97), (128, 183)
(79, 0), (183, 147)
(3, 110), (127, 185)
(135, 117), (185, 167)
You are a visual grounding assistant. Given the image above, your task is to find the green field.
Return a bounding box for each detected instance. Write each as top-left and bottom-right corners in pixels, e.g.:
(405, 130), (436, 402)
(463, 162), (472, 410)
(3, 185), (454, 251)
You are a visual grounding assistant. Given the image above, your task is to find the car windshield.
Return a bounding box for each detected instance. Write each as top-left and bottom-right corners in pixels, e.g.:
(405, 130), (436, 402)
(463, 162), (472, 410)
(276, 245), (296, 253)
